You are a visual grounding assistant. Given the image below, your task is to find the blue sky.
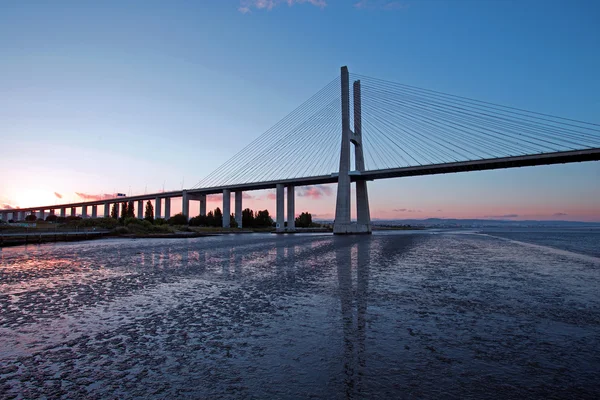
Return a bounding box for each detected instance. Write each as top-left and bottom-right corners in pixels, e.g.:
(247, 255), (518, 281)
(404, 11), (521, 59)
(1, 0), (599, 220)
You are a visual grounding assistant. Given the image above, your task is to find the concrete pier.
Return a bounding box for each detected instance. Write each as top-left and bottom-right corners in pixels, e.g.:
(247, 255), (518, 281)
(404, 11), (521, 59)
(71, 207), (76, 217)
(81, 205), (88, 218)
(18, 211), (25, 221)
(334, 66), (352, 233)
(333, 68), (371, 234)
(222, 189), (231, 228)
(287, 186), (295, 231)
(199, 195), (206, 216)
(61, 208), (66, 218)
(91, 205), (98, 218)
(137, 200), (143, 219)
(104, 203), (110, 218)
(164, 198), (171, 220)
(155, 198), (162, 220)
(182, 191), (189, 221)
(353, 80), (371, 231)
(235, 192), (243, 228)
(276, 184), (285, 232)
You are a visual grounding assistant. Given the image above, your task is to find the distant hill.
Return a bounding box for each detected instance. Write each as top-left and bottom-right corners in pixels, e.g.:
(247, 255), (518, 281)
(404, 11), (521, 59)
(373, 218), (600, 227)
(315, 218), (600, 228)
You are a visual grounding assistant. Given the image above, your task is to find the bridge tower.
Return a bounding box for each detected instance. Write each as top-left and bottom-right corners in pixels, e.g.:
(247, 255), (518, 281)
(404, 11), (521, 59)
(334, 66), (372, 234)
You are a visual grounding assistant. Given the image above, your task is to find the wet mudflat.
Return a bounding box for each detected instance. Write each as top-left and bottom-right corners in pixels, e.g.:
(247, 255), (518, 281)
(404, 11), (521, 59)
(0, 231), (599, 399)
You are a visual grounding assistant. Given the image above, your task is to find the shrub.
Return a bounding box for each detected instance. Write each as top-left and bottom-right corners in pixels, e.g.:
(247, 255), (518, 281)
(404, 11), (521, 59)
(168, 213), (188, 225)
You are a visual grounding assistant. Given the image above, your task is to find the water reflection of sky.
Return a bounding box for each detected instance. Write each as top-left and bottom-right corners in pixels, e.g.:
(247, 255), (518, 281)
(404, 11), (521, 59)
(0, 232), (599, 398)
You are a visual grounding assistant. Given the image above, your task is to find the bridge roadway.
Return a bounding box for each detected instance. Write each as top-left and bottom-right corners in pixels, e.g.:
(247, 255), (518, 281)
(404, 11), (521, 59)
(2, 148), (599, 222)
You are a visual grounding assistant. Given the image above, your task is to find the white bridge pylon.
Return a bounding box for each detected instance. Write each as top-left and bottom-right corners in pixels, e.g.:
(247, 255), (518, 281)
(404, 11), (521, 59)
(333, 66), (372, 234)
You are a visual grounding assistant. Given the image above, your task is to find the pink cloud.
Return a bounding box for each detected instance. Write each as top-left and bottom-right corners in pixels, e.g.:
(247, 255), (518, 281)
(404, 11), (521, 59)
(54, 192), (63, 199)
(239, 0), (326, 13)
(297, 185), (333, 199)
(2, 203), (14, 209)
(75, 192), (115, 201)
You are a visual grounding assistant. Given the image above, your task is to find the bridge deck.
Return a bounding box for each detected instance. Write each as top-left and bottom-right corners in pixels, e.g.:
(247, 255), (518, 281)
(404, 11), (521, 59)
(3, 148), (599, 214)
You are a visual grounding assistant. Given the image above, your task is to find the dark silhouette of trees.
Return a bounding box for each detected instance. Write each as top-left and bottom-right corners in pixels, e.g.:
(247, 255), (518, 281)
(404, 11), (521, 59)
(144, 201), (154, 223)
(110, 204), (118, 219)
(295, 212), (313, 228)
(230, 214), (238, 228)
(127, 201), (135, 218)
(168, 213), (187, 225)
(214, 207), (223, 227)
(25, 214), (37, 222)
(242, 208), (254, 228)
(254, 210), (273, 227)
(46, 214), (57, 222)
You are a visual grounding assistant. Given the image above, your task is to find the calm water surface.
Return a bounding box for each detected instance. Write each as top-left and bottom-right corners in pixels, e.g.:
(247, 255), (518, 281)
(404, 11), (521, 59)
(0, 230), (599, 399)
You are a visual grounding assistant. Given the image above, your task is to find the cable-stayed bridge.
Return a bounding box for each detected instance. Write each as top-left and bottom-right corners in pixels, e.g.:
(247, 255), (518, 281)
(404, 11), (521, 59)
(3, 67), (600, 233)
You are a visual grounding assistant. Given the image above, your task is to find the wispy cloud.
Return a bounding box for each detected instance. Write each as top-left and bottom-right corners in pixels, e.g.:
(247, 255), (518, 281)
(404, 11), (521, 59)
(297, 185), (333, 199)
(553, 212), (568, 216)
(484, 214), (519, 219)
(54, 192), (63, 199)
(393, 208), (421, 213)
(2, 203), (14, 209)
(354, 0), (409, 10)
(239, 0), (326, 13)
(75, 192), (114, 201)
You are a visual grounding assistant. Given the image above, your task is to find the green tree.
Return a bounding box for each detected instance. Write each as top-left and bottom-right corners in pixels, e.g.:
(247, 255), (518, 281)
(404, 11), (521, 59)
(144, 200), (154, 223)
(25, 214), (37, 222)
(295, 212), (313, 228)
(242, 208), (254, 228)
(46, 214), (58, 222)
(127, 201), (135, 218)
(213, 207), (223, 227)
(110, 203), (118, 219)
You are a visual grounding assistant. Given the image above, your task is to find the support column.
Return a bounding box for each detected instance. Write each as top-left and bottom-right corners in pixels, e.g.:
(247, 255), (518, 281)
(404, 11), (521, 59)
(287, 186), (295, 231)
(71, 207), (76, 217)
(18, 211), (25, 221)
(164, 198), (171, 220)
(38, 210), (45, 220)
(353, 80), (371, 233)
(276, 184), (285, 232)
(235, 191), (243, 228)
(182, 191), (189, 221)
(222, 189), (230, 228)
(104, 203), (110, 218)
(137, 200), (143, 219)
(199, 195), (206, 216)
(81, 205), (88, 218)
(334, 66), (352, 233)
(91, 205), (98, 218)
(1, 213), (6, 222)
(60, 208), (66, 218)
(155, 197), (161, 220)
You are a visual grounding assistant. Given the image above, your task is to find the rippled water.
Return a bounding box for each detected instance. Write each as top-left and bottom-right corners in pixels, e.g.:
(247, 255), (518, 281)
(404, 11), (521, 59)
(1, 231), (599, 399)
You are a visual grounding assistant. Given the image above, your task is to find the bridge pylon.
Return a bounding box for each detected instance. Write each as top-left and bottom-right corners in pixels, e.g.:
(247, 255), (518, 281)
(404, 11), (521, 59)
(333, 66), (372, 235)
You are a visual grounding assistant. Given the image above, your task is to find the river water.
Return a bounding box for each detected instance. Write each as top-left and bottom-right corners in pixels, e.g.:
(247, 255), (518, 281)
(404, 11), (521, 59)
(0, 229), (599, 399)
